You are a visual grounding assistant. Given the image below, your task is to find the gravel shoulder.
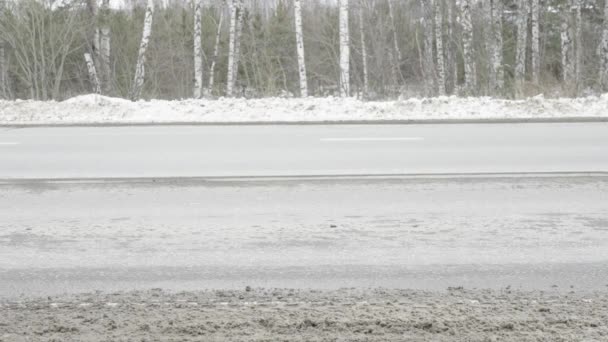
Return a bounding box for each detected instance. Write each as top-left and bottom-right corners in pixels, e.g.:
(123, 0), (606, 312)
(1, 288), (607, 341)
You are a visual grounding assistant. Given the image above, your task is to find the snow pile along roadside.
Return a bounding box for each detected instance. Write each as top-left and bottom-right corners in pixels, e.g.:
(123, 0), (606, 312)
(1, 94), (607, 125)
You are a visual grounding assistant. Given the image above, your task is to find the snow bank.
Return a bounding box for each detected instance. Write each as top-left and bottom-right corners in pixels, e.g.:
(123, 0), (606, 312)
(1, 94), (607, 125)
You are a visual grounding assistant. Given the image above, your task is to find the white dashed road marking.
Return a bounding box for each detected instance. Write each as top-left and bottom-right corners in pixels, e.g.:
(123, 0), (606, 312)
(320, 137), (424, 142)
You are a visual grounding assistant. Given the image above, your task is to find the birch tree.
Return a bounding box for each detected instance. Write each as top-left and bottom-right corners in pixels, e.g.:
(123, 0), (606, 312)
(561, 2), (574, 85)
(489, 0), (504, 94)
(420, 0), (435, 96)
(294, 0), (308, 97)
(226, 0), (238, 96)
(435, 0), (446, 96)
(233, 0), (244, 88)
(461, 0), (476, 95)
(387, 0), (403, 83)
(601, 0), (608, 91)
(207, 4), (224, 95)
(0, 0), (7, 98)
(84, 53), (101, 94)
(359, 0), (369, 97)
(99, 0), (111, 94)
(193, 0), (203, 98)
(531, 0), (540, 85)
(515, 0), (528, 97)
(129, 0), (155, 101)
(574, 0), (583, 93)
(339, 0), (350, 97)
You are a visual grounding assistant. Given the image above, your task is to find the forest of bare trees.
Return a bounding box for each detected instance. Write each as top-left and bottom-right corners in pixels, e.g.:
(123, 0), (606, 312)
(0, 0), (607, 101)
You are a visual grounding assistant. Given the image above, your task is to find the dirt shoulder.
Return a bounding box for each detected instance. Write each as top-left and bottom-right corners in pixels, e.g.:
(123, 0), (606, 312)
(1, 288), (607, 341)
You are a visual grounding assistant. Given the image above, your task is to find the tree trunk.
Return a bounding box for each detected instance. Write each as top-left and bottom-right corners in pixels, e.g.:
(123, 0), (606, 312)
(233, 0), (244, 93)
(387, 0), (403, 84)
(193, 0), (203, 98)
(129, 0), (154, 101)
(84, 53), (101, 94)
(600, 0), (608, 91)
(447, 0), (457, 94)
(561, 3), (574, 86)
(531, 0), (540, 85)
(294, 0), (308, 97)
(420, 0), (435, 96)
(99, 0), (111, 94)
(461, 0), (475, 95)
(359, 0), (369, 97)
(226, 0), (238, 96)
(515, 0), (528, 97)
(574, 0), (583, 95)
(339, 0), (350, 97)
(208, 6), (224, 96)
(489, 0), (504, 94)
(435, 0), (446, 96)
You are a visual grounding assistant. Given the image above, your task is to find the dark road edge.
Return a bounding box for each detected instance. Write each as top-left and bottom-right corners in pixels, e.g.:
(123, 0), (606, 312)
(2, 117), (608, 128)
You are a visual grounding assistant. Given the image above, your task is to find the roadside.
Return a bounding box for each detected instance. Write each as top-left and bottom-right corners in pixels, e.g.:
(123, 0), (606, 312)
(2, 94), (608, 126)
(1, 288), (606, 341)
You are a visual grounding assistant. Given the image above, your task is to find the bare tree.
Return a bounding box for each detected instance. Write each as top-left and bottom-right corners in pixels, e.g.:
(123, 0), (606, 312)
(0, 0), (7, 98)
(99, 0), (111, 94)
(489, 0), (504, 94)
(531, 0), (540, 85)
(207, 3), (224, 95)
(601, 0), (608, 91)
(420, 0), (435, 96)
(226, 0), (238, 96)
(130, 0), (155, 101)
(561, 1), (574, 86)
(515, 0), (528, 97)
(294, 0), (308, 97)
(435, 0), (446, 96)
(574, 0), (583, 94)
(193, 0), (203, 98)
(359, 0), (369, 97)
(84, 53), (101, 94)
(339, 0), (350, 97)
(387, 0), (403, 83)
(461, 0), (475, 95)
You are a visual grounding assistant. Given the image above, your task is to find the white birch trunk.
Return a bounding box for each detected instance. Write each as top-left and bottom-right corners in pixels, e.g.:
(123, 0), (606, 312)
(574, 0), (583, 94)
(208, 9), (224, 95)
(461, 0), (475, 95)
(359, 0), (369, 97)
(490, 0), (504, 93)
(600, 0), (608, 91)
(99, 0), (111, 94)
(448, 0), (457, 94)
(84, 53), (101, 94)
(129, 0), (154, 101)
(193, 0), (203, 98)
(387, 0), (403, 83)
(294, 0), (308, 97)
(0, 0), (6, 99)
(515, 0), (528, 97)
(561, 3), (574, 85)
(233, 0), (244, 89)
(435, 0), (446, 96)
(226, 0), (238, 96)
(339, 0), (350, 97)
(531, 0), (540, 85)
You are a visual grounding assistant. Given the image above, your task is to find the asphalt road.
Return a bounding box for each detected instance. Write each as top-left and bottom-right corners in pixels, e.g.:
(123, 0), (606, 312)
(1, 122), (608, 179)
(1, 123), (607, 298)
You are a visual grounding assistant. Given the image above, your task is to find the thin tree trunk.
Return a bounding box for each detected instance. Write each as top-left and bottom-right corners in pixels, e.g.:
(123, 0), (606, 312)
(531, 0), (540, 85)
(294, 0), (308, 97)
(339, 0), (350, 97)
(490, 0), (504, 94)
(84, 53), (101, 94)
(600, 0), (608, 91)
(448, 0), (457, 94)
(561, 3), (574, 86)
(129, 0), (154, 101)
(359, 0), (369, 97)
(233, 0), (244, 94)
(574, 0), (583, 94)
(226, 0), (238, 96)
(193, 0), (203, 98)
(99, 0), (111, 94)
(208, 6), (224, 95)
(515, 0), (528, 97)
(387, 0), (404, 84)
(420, 0), (435, 96)
(461, 0), (475, 95)
(435, 0), (446, 96)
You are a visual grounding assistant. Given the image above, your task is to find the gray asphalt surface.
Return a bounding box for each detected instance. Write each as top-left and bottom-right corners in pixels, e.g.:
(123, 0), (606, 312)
(1, 123), (607, 298)
(1, 122), (607, 179)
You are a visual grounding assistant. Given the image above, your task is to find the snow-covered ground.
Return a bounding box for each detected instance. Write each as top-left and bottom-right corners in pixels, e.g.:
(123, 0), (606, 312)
(1, 94), (608, 125)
